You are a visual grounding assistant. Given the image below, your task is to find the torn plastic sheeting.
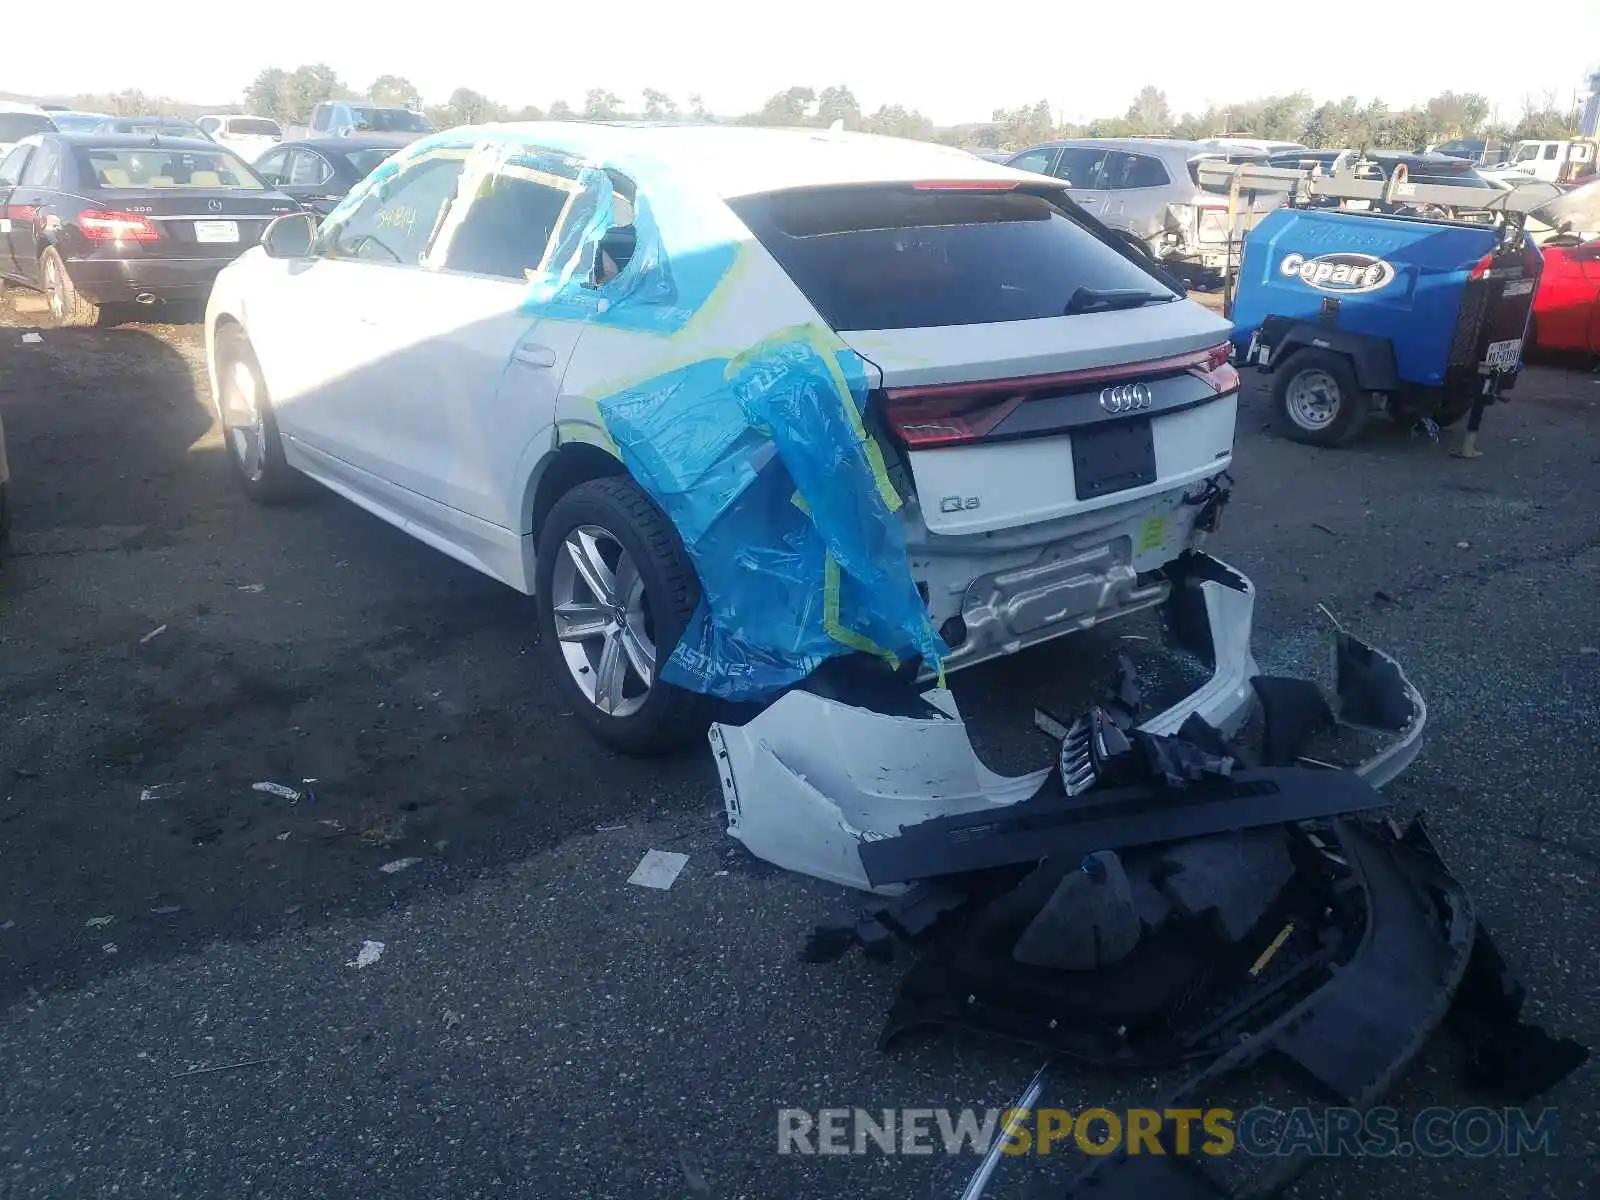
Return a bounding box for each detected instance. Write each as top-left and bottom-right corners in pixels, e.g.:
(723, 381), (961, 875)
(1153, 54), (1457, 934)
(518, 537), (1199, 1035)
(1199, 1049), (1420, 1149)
(600, 325), (945, 698)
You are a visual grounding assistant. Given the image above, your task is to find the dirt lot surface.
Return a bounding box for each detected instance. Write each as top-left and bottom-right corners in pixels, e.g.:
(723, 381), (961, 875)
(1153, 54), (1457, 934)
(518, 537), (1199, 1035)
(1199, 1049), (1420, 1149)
(1, 296), (1597, 1199)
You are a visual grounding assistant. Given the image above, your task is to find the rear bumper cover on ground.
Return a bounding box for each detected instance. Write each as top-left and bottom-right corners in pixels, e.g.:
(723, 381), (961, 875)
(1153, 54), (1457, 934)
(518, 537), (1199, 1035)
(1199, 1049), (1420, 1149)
(709, 553), (1426, 893)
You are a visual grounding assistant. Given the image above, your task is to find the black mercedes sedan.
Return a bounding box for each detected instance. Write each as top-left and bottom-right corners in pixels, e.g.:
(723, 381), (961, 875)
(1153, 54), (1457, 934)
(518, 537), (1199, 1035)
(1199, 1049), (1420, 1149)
(0, 132), (299, 326)
(252, 136), (408, 214)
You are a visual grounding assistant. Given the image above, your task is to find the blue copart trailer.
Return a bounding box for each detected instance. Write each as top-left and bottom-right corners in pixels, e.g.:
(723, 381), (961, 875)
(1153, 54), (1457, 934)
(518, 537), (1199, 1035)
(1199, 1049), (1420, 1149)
(1226, 194), (1543, 447)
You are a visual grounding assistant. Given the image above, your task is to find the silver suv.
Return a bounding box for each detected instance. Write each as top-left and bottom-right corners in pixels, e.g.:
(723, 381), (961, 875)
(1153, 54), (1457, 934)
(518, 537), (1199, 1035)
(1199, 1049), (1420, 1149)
(1006, 138), (1265, 280)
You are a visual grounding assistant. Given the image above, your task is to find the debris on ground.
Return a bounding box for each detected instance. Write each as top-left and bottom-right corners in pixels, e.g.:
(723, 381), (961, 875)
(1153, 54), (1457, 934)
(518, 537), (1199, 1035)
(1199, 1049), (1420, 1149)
(236, 583), (266, 593)
(150, 905), (182, 916)
(139, 783), (186, 801)
(275, 832), (291, 841)
(138, 624), (168, 645)
(442, 1010), (463, 1030)
(252, 781), (301, 802)
(705, 554), (1587, 1199)
(20, 332), (42, 345)
(628, 850), (688, 890)
(379, 857), (422, 874)
(347, 940), (385, 969)
(85, 915), (114, 928)
(170, 1057), (273, 1079)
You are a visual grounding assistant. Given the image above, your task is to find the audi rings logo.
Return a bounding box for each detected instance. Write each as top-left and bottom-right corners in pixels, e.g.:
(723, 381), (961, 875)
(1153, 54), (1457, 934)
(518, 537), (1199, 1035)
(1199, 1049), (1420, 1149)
(1099, 382), (1153, 414)
(207, 199), (224, 212)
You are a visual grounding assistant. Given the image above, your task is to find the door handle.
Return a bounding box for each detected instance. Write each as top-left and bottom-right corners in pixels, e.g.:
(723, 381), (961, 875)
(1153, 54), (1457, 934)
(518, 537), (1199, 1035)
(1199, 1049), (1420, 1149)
(512, 343), (558, 369)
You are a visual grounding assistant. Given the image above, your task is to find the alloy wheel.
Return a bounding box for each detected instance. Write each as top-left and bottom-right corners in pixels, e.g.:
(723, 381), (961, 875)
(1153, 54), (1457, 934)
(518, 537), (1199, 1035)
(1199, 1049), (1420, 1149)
(549, 524), (657, 718)
(224, 360), (267, 483)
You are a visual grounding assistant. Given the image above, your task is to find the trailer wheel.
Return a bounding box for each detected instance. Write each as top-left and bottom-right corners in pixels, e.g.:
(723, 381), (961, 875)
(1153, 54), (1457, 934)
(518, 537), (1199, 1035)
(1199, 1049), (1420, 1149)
(1273, 349), (1367, 447)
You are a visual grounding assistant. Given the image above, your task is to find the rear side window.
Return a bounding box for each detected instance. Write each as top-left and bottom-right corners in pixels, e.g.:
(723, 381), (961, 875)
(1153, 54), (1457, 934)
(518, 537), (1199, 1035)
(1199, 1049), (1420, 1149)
(1053, 148), (1107, 189)
(19, 142), (60, 187)
(439, 165), (578, 279)
(0, 114), (54, 141)
(729, 185), (1171, 330)
(1104, 152), (1169, 189)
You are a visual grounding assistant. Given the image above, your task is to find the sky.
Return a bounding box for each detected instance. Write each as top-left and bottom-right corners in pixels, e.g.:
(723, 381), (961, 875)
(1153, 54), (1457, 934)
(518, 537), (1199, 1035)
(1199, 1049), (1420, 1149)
(15, 0), (1600, 126)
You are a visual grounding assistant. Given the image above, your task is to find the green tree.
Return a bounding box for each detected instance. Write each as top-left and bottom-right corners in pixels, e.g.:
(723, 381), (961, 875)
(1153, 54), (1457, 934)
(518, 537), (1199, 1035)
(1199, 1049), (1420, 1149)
(368, 75), (421, 108)
(284, 64), (344, 124)
(687, 93), (710, 122)
(641, 88), (679, 120)
(1421, 91), (1489, 143)
(814, 85), (862, 130)
(991, 99), (1054, 148)
(1124, 85), (1172, 135)
(244, 69), (290, 121)
(550, 99), (575, 119)
(510, 104), (545, 121)
(436, 87), (505, 127)
(863, 104), (933, 140)
(584, 89), (624, 119)
(111, 88), (153, 117)
(1511, 98), (1580, 140)
(754, 86), (816, 126)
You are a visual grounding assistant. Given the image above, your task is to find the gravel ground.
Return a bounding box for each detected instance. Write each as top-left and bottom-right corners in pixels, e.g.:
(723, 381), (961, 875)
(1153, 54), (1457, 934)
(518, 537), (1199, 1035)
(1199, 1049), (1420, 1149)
(0, 298), (1596, 1199)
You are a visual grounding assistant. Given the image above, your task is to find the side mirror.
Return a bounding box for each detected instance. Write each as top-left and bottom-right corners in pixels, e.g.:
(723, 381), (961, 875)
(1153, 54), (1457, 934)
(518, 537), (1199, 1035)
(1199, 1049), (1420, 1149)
(262, 211), (318, 258)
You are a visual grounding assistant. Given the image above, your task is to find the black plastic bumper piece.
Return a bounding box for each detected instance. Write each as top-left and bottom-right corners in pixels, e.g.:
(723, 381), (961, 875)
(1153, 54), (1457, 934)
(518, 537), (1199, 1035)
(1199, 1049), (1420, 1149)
(1049, 818), (1476, 1199)
(858, 767), (1389, 889)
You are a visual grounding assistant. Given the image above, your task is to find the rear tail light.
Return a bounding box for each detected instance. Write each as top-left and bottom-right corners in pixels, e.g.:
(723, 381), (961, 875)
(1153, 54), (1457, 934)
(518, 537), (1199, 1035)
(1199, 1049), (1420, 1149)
(1469, 252), (1495, 280)
(883, 344), (1240, 449)
(1189, 342), (1240, 393)
(79, 210), (159, 241)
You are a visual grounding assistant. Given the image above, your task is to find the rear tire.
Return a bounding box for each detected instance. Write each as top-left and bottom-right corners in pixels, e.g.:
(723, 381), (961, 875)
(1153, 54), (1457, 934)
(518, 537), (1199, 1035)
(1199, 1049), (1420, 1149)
(41, 247), (101, 328)
(535, 476), (710, 756)
(214, 325), (310, 504)
(1273, 349), (1367, 447)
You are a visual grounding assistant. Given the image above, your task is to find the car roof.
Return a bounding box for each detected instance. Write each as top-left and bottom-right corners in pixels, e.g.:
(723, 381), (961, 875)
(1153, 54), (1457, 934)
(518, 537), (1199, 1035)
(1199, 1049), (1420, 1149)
(456, 121), (1024, 198)
(54, 132), (242, 152)
(102, 115), (199, 125)
(1029, 137), (1221, 157)
(278, 136), (412, 153)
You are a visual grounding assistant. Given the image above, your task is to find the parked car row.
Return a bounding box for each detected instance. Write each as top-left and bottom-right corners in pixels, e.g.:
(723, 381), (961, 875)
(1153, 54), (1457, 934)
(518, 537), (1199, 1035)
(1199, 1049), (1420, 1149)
(0, 129), (406, 320)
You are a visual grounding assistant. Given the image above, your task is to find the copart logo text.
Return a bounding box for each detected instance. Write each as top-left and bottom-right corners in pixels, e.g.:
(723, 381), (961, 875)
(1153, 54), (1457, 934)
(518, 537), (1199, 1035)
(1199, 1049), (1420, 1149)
(1279, 252), (1396, 294)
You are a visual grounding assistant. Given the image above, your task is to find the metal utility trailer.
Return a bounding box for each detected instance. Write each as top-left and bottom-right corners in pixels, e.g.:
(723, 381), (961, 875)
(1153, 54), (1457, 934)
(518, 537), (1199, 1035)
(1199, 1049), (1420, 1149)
(1196, 161), (1558, 450)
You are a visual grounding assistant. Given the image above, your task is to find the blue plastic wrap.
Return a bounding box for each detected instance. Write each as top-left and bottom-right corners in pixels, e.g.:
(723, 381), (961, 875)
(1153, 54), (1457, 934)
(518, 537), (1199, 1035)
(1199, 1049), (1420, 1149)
(318, 125), (946, 700)
(598, 325), (945, 697)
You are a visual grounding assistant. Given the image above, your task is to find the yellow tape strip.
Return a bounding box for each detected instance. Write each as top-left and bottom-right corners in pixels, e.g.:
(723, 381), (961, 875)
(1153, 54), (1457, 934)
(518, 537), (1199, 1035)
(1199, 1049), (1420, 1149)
(824, 556), (899, 668)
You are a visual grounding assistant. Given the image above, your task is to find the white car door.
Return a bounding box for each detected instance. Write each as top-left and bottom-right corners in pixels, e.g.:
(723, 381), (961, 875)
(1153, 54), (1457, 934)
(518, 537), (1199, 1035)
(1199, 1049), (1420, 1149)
(317, 147), (589, 532)
(244, 147), (473, 483)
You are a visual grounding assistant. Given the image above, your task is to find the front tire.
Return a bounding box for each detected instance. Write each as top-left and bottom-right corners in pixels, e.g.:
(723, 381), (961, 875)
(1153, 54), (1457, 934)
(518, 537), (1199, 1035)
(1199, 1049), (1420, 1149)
(1273, 349), (1367, 447)
(41, 247), (101, 328)
(214, 325), (308, 504)
(535, 476), (710, 756)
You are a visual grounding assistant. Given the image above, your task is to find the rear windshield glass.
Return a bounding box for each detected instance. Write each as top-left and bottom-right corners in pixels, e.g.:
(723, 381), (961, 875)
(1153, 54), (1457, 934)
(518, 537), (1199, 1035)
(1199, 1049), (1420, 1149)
(49, 113), (104, 132)
(75, 146), (265, 190)
(342, 147), (401, 177)
(0, 114), (54, 141)
(351, 107), (431, 132)
(227, 117), (280, 136)
(729, 185), (1170, 330)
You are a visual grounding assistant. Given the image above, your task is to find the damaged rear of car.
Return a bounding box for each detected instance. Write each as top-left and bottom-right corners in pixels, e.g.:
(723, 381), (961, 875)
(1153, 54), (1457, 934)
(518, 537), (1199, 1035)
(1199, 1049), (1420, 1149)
(726, 179), (1240, 678)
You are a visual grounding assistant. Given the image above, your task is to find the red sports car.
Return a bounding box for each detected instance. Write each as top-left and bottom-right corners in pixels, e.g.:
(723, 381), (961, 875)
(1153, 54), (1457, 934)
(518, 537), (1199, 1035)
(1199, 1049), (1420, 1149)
(1531, 179), (1600, 355)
